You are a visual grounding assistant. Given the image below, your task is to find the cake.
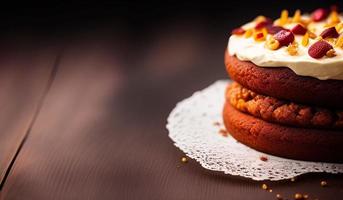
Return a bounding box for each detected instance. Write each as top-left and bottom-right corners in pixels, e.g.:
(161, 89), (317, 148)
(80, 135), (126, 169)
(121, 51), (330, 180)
(223, 8), (343, 162)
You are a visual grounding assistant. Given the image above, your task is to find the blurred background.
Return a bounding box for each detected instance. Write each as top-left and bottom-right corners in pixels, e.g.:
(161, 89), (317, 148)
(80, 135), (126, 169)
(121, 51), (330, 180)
(0, 0), (340, 132)
(1, 0), (341, 132)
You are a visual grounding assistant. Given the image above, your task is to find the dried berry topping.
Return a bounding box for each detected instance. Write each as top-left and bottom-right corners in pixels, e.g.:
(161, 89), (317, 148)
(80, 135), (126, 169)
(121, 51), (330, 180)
(266, 25), (285, 35)
(320, 27), (339, 38)
(291, 24), (307, 35)
(231, 27), (246, 35)
(311, 8), (329, 22)
(308, 40), (333, 58)
(255, 18), (273, 29)
(273, 30), (295, 46)
(254, 29), (267, 41)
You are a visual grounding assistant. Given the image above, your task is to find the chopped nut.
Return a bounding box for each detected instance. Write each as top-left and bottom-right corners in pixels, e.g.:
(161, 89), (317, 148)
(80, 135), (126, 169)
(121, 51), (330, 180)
(261, 183), (268, 190)
(336, 35), (343, 48)
(244, 29), (253, 38)
(269, 189), (273, 193)
(287, 42), (298, 56)
(303, 194), (309, 199)
(279, 10), (289, 25)
(294, 193), (303, 200)
(328, 10), (340, 25)
(300, 18), (311, 27)
(335, 22), (343, 33)
(320, 180), (328, 187)
(325, 38), (335, 44)
(254, 15), (267, 23)
(326, 49), (336, 57)
(181, 157), (188, 163)
(266, 37), (280, 50)
(292, 9), (302, 23)
(302, 32), (309, 46)
(308, 31), (317, 39)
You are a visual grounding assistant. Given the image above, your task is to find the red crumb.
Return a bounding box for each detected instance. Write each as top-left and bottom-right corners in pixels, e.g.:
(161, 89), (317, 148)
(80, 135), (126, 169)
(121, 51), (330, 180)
(219, 129), (228, 137)
(260, 156), (268, 162)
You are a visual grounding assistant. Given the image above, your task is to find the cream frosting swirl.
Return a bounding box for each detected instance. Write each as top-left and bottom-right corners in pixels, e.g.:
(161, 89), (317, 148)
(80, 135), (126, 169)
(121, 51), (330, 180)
(228, 16), (343, 80)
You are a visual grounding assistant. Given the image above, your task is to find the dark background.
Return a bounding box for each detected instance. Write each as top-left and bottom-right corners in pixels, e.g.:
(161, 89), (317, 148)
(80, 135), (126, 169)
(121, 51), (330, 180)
(0, 1), (342, 200)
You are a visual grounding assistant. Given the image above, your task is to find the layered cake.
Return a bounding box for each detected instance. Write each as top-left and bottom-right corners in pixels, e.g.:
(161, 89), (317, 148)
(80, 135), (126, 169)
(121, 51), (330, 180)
(223, 8), (343, 162)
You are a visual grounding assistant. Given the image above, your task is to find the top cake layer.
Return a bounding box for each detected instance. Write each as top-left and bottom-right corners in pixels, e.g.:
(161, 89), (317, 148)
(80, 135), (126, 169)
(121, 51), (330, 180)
(228, 8), (343, 80)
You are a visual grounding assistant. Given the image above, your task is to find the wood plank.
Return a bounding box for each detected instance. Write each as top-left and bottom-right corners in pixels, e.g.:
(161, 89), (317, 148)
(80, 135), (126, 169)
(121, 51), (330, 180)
(2, 30), (343, 200)
(0, 39), (57, 185)
(0, 35), (126, 199)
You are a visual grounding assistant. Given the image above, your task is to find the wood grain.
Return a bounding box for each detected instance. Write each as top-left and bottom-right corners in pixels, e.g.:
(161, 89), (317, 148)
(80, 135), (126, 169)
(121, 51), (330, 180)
(1, 29), (343, 200)
(0, 40), (57, 186)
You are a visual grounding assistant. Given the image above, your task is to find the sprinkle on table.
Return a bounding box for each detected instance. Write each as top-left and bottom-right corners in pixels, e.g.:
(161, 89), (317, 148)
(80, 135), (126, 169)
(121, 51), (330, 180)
(294, 193), (303, 200)
(181, 157), (188, 163)
(320, 180), (328, 187)
(276, 193), (283, 199)
(260, 155), (268, 162)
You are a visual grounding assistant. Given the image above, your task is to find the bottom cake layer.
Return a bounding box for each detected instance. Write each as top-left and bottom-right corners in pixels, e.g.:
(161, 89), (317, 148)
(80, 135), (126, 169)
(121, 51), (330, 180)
(223, 101), (343, 163)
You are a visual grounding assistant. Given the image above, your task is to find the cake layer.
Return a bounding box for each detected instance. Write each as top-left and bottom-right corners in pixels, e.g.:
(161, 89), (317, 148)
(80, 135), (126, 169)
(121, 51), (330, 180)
(223, 101), (343, 162)
(226, 82), (343, 129)
(225, 50), (343, 109)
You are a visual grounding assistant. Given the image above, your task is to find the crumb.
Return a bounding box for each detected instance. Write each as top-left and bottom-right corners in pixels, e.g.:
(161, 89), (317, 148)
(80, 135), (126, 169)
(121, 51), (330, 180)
(320, 180), (328, 187)
(260, 155), (268, 162)
(219, 129), (228, 137)
(181, 157), (188, 163)
(276, 194), (282, 200)
(294, 193), (303, 200)
(213, 121), (221, 126)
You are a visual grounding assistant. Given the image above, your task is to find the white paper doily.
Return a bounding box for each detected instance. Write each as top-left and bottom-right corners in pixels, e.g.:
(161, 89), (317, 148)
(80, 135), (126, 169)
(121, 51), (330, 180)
(166, 80), (343, 181)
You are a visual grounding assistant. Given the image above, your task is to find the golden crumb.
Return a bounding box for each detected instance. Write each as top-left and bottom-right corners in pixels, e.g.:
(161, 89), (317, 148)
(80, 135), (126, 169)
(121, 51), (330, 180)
(320, 180), (328, 187)
(181, 157), (188, 163)
(294, 193), (303, 200)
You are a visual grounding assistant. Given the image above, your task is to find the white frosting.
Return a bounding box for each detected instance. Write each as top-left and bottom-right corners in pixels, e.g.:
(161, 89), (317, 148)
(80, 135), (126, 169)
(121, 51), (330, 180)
(228, 19), (343, 80)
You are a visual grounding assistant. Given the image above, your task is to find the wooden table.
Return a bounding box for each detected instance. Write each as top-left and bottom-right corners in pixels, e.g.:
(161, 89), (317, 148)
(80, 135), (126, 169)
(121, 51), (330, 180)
(0, 22), (342, 200)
